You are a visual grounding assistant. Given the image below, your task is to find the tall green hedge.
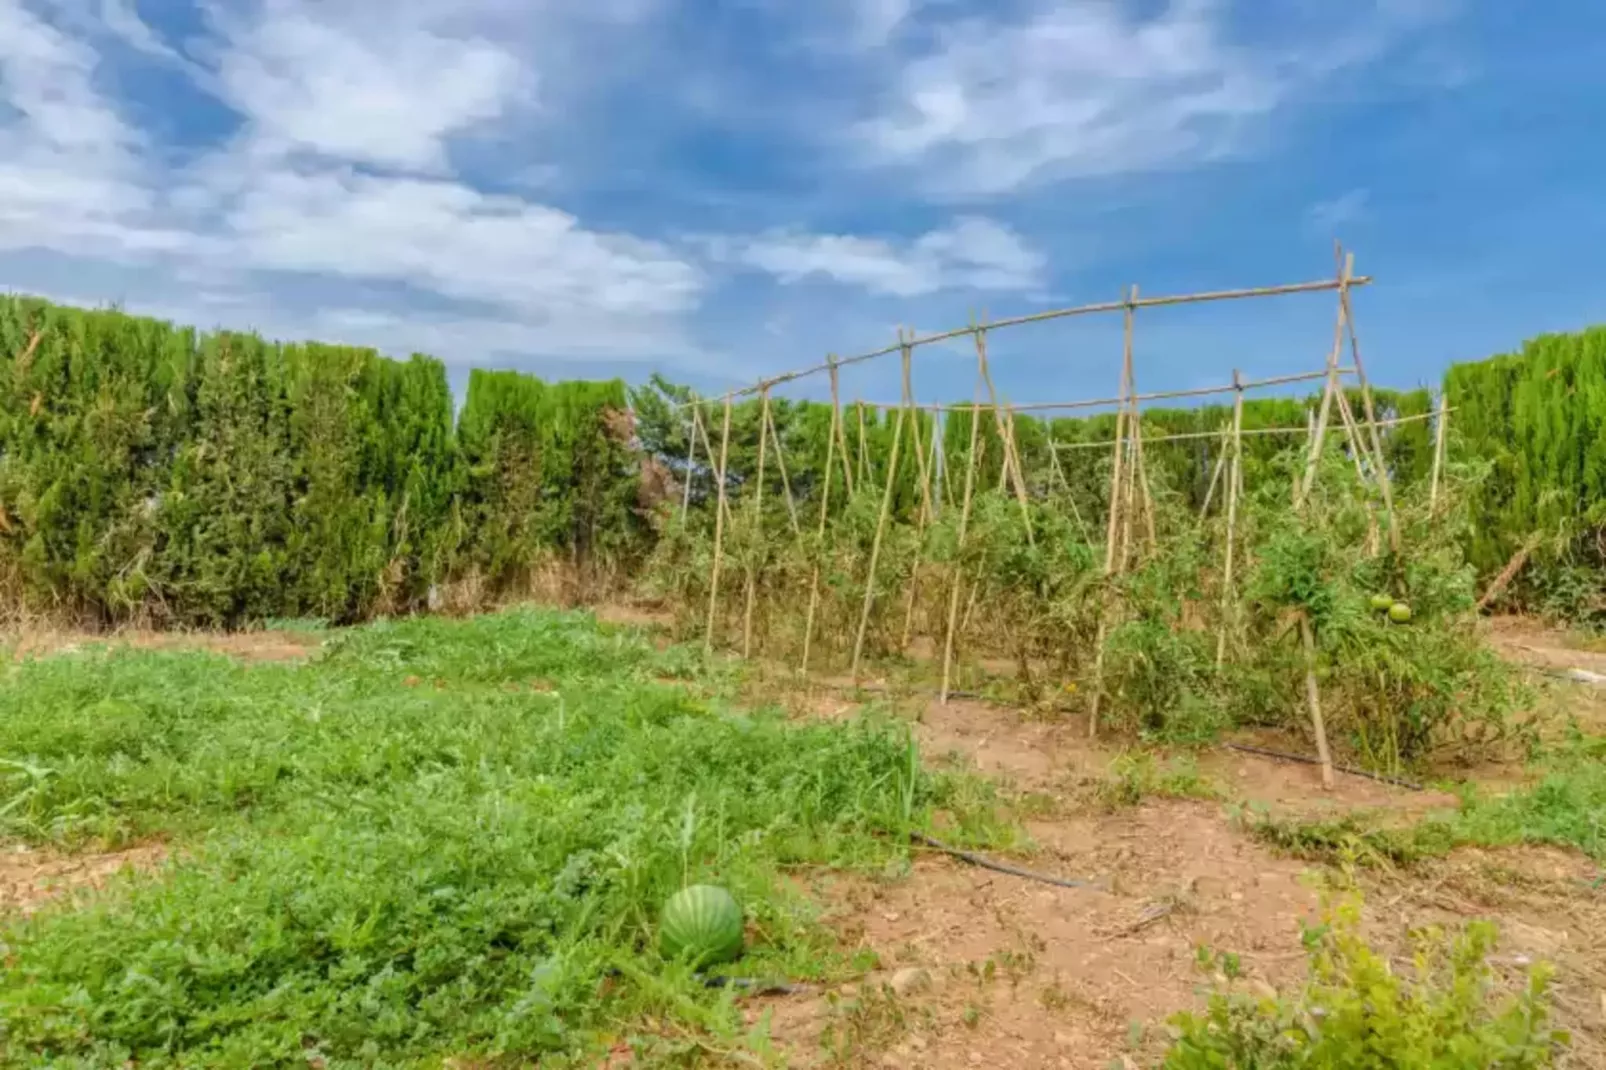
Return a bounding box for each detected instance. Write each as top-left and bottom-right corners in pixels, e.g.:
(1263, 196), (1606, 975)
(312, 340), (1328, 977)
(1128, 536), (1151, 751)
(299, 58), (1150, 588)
(1445, 328), (1606, 616)
(0, 297), (639, 626)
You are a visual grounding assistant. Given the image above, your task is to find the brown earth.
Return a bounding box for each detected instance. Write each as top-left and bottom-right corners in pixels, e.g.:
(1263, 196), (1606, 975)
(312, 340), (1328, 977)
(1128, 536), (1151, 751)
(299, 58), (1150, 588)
(744, 686), (1604, 1069)
(5, 627), (322, 663)
(1, 842), (168, 916)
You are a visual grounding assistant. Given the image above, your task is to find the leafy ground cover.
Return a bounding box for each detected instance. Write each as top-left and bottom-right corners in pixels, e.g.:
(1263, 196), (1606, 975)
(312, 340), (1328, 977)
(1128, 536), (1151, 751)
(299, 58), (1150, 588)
(0, 609), (1007, 1068)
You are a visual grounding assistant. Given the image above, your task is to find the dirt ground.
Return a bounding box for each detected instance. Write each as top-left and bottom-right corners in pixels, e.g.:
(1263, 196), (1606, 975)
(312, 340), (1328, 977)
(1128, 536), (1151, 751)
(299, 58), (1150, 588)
(4, 610), (1602, 1067)
(4, 626), (323, 663)
(755, 684), (1605, 1069)
(0, 842), (168, 916)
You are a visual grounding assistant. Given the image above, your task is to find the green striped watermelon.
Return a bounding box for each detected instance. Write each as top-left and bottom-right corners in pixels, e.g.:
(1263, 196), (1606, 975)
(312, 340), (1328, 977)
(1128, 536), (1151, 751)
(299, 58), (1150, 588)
(659, 884), (744, 966)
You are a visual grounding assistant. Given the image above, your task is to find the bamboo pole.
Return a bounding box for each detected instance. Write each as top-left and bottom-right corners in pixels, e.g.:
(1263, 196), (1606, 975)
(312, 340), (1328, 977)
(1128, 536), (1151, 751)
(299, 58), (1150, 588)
(692, 405), (734, 528)
(1332, 376), (1381, 553)
(974, 321), (1034, 542)
(856, 401), (869, 488)
(1047, 433), (1093, 542)
(1333, 245), (1398, 553)
(1300, 613), (1335, 790)
(899, 332), (937, 650)
(830, 357), (854, 498)
(742, 389), (772, 658)
(1298, 291), (1347, 507)
(1215, 370), (1245, 668)
(801, 359), (845, 672)
(1430, 391), (1449, 512)
(703, 395), (734, 653)
(940, 382), (986, 705)
(850, 348), (911, 684)
(859, 366), (1344, 414)
(680, 398), (700, 520)
(673, 275), (1376, 407)
(764, 400), (802, 537)
(1199, 423), (1231, 519)
(1050, 408), (1435, 451)
(1089, 288), (1136, 739)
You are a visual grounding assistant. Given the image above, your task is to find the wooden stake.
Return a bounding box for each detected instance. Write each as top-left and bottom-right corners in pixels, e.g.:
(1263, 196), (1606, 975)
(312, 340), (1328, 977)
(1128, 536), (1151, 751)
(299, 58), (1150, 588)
(1199, 423), (1231, 519)
(975, 321), (1035, 542)
(856, 401), (869, 488)
(742, 389), (772, 658)
(1333, 244), (1399, 552)
(899, 332), (937, 650)
(851, 349), (911, 684)
(764, 400), (802, 537)
(829, 356), (855, 498)
(1430, 391), (1449, 513)
(1215, 370), (1245, 669)
(802, 359), (844, 672)
(940, 378), (986, 705)
(1300, 612), (1335, 790)
(1089, 288), (1137, 739)
(704, 395), (734, 653)
(1298, 293), (1346, 507)
(680, 398), (700, 520)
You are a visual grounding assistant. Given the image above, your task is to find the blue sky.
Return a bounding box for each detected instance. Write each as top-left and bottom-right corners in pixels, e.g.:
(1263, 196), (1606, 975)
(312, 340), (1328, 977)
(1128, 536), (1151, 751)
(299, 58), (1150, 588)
(1, 1), (1603, 408)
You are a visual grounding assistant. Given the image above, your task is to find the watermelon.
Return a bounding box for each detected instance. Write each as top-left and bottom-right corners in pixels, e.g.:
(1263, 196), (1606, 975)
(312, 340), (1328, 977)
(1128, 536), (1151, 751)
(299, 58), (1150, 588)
(659, 884), (744, 966)
(1388, 602), (1413, 623)
(1369, 594), (1394, 612)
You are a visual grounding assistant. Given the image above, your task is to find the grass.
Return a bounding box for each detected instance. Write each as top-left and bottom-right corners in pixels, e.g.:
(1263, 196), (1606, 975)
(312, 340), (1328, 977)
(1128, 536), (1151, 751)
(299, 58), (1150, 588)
(0, 608), (1009, 1069)
(1247, 732), (1606, 868)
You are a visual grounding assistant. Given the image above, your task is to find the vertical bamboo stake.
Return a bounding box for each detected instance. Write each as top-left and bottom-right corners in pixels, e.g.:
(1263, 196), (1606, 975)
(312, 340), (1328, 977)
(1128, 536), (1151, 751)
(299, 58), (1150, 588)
(856, 401), (869, 487)
(1334, 244), (1399, 552)
(680, 398), (700, 520)
(801, 362), (844, 674)
(1199, 423), (1230, 519)
(940, 378), (985, 705)
(1300, 613), (1335, 790)
(1430, 392), (1449, 513)
(1333, 377), (1381, 553)
(898, 332), (936, 650)
(1298, 292), (1346, 507)
(703, 395), (734, 653)
(1089, 288), (1136, 739)
(742, 389), (772, 658)
(828, 356), (854, 499)
(850, 349), (911, 684)
(974, 319), (1035, 541)
(1215, 370), (1245, 669)
(1047, 436), (1092, 542)
(764, 401), (802, 536)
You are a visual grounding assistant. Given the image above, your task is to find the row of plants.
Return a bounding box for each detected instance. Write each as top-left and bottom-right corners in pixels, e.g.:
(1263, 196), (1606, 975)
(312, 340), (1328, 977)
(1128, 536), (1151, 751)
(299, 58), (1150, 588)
(0, 297), (644, 626)
(638, 369), (1525, 771)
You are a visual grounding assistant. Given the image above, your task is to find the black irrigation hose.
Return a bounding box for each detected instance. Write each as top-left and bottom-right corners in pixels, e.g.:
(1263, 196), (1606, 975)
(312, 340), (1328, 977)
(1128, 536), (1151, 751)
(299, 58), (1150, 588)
(910, 831), (1107, 892)
(1223, 742), (1425, 792)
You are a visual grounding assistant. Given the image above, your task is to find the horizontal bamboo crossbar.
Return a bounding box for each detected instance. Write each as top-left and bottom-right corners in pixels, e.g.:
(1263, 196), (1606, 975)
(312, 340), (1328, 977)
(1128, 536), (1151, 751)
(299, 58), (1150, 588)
(855, 367), (1348, 413)
(674, 275), (1375, 409)
(1049, 408), (1447, 451)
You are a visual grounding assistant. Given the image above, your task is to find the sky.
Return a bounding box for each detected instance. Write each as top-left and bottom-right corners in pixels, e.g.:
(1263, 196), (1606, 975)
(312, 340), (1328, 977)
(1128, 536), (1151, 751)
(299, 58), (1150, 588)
(2, 0), (1604, 408)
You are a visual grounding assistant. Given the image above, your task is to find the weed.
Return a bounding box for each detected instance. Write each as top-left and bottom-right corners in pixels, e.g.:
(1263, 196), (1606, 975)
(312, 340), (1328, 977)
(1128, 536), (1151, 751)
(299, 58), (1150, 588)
(1164, 894), (1568, 1068)
(1089, 752), (1219, 810)
(0, 608), (1006, 1068)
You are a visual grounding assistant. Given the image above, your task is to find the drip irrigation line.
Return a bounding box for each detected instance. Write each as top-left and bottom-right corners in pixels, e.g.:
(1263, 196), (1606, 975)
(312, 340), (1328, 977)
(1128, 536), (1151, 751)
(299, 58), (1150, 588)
(910, 831), (1107, 892)
(1223, 742), (1424, 791)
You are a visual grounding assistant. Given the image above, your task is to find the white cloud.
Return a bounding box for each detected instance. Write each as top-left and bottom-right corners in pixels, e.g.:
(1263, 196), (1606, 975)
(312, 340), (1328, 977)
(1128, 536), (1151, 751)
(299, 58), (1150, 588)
(855, 0), (1451, 196)
(207, 2), (531, 171)
(0, 0), (707, 367)
(712, 216), (1045, 297)
(1306, 189), (1370, 234)
(227, 167), (703, 317)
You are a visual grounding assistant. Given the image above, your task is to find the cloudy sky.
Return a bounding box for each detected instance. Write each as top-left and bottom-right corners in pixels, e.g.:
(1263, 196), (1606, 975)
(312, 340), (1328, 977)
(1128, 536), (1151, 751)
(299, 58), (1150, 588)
(1, 1), (1602, 405)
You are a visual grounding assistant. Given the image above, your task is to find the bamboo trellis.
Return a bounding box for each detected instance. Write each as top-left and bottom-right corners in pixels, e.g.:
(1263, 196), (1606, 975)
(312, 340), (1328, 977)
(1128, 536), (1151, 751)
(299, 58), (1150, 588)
(679, 248), (1403, 781)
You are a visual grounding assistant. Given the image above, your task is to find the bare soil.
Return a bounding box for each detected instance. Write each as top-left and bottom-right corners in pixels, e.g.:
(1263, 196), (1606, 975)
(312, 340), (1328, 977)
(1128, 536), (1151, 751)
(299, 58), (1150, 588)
(754, 687), (1605, 1068)
(0, 842), (168, 916)
(5, 627), (322, 663)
